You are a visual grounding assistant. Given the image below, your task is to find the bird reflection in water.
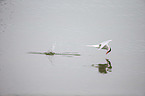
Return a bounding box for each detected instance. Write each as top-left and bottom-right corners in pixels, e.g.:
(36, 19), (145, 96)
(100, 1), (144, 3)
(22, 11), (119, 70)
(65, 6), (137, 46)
(92, 59), (112, 74)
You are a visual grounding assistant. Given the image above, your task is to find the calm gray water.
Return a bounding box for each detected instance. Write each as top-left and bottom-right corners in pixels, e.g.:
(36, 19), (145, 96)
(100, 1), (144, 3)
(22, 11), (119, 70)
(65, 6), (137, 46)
(0, 0), (145, 96)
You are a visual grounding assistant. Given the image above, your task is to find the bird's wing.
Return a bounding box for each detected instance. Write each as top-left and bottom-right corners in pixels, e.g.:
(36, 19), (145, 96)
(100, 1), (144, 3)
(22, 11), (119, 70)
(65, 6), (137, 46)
(102, 44), (109, 50)
(98, 40), (112, 50)
(86, 44), (100, 48)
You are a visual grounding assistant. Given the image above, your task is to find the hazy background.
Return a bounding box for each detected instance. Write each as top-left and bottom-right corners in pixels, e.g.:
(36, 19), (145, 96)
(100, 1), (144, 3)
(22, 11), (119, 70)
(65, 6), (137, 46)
(0, 0), (145, 96)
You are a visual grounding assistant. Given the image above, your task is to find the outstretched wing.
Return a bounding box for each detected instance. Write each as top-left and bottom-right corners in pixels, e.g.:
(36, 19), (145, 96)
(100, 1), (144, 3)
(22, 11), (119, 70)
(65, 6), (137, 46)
(101, 44), (109, 50)
(86, 44), (100, 48)
(99, 40), (112, 50)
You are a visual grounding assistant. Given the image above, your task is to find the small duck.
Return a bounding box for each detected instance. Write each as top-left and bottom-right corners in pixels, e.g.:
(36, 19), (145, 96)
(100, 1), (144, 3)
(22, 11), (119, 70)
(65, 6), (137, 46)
(87, 40), (112, 54)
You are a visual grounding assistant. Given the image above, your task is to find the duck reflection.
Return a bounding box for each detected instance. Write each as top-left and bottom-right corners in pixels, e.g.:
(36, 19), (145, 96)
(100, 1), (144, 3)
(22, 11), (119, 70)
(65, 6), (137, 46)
(92, 59), (112, 74)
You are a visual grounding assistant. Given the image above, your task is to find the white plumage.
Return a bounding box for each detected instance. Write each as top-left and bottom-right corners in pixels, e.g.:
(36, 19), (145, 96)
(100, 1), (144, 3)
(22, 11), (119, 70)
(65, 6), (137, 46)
(87, 40), (112, 54)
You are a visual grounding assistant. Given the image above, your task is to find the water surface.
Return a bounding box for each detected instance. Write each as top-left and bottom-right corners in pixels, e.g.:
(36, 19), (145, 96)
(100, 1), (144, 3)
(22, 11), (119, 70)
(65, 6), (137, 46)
(0, 0), (145, 96)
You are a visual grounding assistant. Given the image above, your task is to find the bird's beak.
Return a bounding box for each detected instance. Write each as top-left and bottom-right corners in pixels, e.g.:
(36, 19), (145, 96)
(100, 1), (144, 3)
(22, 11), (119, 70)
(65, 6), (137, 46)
(106, 51), (109, 54)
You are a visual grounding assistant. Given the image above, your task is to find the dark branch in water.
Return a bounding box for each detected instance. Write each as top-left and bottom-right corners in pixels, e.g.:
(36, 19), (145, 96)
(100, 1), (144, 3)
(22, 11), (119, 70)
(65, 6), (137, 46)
(28, 52), (45, 54)
(28, 52), (81, 56)
(55, 53), (81, 56)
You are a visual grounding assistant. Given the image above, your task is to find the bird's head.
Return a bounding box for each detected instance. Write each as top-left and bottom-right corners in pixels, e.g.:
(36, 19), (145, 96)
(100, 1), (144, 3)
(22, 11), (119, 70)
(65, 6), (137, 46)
(106, 48), (111, 54)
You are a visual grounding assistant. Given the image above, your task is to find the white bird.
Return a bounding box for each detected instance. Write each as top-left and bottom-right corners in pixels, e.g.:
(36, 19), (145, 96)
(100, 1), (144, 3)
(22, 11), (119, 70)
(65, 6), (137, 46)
(87, 40), (112, 54)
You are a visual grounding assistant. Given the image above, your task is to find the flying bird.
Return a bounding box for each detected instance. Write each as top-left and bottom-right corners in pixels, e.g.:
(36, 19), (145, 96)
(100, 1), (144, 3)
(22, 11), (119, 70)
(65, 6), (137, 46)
(87, 40), (112, 54)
